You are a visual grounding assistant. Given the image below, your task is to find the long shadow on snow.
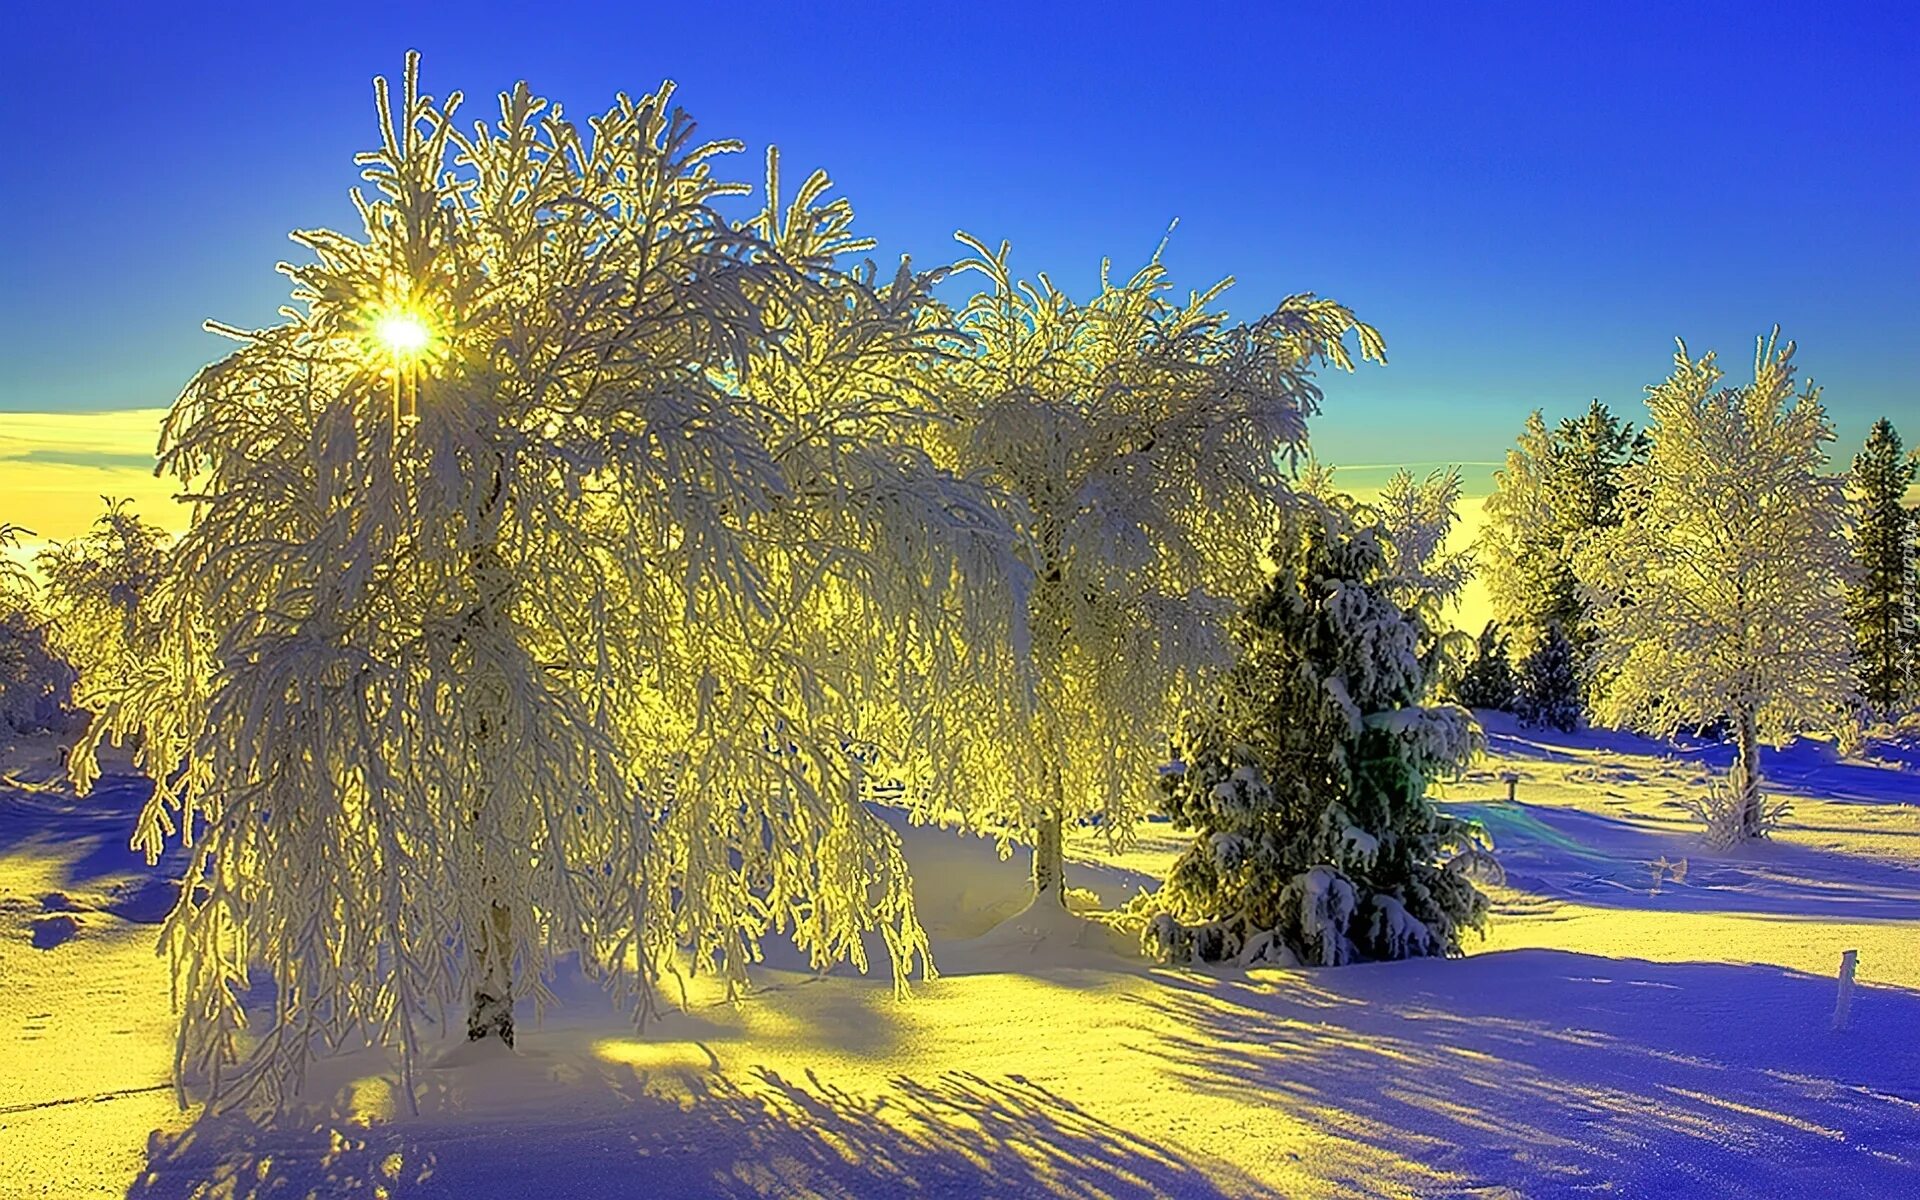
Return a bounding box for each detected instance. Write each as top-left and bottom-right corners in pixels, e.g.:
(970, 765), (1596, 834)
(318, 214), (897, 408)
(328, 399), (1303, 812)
(1453, 800), (1920, 919)
(1139, 949), (1920, 1199)
(123, 1065), (1252, 1199)
(0, 769), (179, 923)
(1477, 710), (1920, 808)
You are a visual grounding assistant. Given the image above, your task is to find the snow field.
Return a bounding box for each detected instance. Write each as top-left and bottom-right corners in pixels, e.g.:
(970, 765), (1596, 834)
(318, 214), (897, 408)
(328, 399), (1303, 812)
(4, 714), (1919, 1197)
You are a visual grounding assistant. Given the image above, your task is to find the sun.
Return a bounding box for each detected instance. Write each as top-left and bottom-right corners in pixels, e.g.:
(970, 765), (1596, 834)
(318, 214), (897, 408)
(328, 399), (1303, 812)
(372, 309), (433, 359)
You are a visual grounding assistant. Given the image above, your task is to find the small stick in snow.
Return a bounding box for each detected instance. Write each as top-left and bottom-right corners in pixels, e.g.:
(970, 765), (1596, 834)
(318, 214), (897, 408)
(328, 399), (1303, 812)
(1833, 949), (1858, 1031)
(1647, 856), (1687, 894)
(1500, 771), (1519, 803)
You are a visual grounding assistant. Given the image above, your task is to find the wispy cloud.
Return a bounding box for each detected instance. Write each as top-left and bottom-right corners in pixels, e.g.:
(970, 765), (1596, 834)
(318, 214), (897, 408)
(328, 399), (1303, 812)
(0, 409), (180, 542)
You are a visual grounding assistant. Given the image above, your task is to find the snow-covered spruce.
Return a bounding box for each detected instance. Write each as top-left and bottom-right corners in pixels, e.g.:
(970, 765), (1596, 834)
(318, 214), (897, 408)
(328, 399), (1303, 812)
(1515, 622), (1581, 733)
(1578, 331), (1856, 841)
(1455, 621), (1517, 712)
(1143, 495), (1488, 968)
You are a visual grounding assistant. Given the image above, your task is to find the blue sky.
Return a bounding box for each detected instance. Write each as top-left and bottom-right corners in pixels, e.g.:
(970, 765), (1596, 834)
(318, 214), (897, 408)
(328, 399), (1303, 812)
(2, 0), (1914, 471)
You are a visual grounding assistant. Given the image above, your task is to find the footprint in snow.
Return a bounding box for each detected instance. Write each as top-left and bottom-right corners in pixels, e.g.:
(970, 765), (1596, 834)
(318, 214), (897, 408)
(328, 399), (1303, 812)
(30, 913), (80, 949)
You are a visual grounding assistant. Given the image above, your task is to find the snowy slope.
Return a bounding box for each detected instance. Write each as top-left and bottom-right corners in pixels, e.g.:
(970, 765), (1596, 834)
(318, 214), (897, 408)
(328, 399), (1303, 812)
(4, 715), (1919, 1198)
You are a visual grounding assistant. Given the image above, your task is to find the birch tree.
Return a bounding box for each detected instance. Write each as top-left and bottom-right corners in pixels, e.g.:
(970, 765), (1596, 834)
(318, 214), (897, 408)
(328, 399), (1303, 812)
(1579, 332), (1854, 838)
(76, 56), (1028, 1109)
(930, 237), (1383, 906)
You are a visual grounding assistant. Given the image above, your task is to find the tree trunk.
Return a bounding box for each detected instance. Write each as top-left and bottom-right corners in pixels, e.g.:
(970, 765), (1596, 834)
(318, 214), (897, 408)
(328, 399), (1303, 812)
(1031, 760), (1067, 907)
(467, 898), (514, 1046)
(1032, 807), (1066, 906)
(1733, 705), (1762, 839)
(465, 459), (515, 1046)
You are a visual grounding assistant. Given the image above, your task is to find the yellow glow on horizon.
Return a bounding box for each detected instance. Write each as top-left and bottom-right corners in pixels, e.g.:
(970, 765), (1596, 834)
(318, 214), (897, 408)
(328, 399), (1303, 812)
(0, 409), (181, 550)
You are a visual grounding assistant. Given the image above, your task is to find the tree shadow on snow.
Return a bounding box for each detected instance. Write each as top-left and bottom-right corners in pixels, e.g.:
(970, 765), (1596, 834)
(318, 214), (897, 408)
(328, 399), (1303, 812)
(1138, 949), (1920, 1198)
(1475, 710), (1920, 809)
(0, 771), (181, 924)
(122, 1065), (1252, 1200)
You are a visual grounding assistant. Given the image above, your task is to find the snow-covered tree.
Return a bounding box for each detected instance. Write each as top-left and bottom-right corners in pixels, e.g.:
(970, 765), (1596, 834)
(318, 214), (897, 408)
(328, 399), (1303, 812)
(74, 57), (1029, 1108)
(1579, 332), (1855, 838)
(1847, 418), (1917, 713)
(1480, 411), (1574, 655)
(1375, 467), (1474, 613)
(1514, 622), (1580, 732)
(36, 497), (169, 709)
(1145, 494), (1486, 967)
(1552, 401), (1647, 542)
(1373, 465), (1475, 691)
(1480, 402), (1643, 663)
(1455, 621), (1517, 712)
(928, 236), (1384, 907)
(1, 525), (75, 736)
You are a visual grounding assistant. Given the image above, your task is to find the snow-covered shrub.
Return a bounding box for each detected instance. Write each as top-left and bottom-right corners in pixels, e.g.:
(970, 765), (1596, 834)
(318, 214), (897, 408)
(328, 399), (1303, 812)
(1144, 497), (1489, 968)
(1515, 622), (1581, 732)
(1684, 763), (1791, 849)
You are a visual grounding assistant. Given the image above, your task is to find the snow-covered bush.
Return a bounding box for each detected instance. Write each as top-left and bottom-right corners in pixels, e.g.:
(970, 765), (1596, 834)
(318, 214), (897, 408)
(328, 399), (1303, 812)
(1144, 496), (1489, 968)
(1515, 622), (1581, 732)
(1684, 763), (1791, 849)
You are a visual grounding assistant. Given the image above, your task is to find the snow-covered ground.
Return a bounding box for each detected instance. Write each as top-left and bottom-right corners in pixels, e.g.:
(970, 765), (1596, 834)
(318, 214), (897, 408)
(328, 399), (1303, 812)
(4, 716), (1918, 1198)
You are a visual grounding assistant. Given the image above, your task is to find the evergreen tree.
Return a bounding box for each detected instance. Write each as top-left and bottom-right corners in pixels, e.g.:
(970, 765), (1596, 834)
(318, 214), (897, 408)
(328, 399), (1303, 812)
(1580, 332), (1855, 839)
(1847, 419), (1918, 712)
(1552, 400), (1649, 540)
(1481, 401), (1644, 663)
(1514, 622), (1580, 732)
(1145, 496), (1486, 968)
(1480, 411), (1569, 654)
(1456, 621), (1517, 711)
